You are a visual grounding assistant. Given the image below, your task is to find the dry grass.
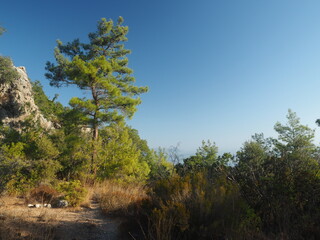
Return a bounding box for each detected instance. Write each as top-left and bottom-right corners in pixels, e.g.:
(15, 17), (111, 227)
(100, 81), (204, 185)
(0, 182), (144, 239)
(0, 197), (57, 240)
(80, 185), (94, 208)
(93, 181), (149, 216)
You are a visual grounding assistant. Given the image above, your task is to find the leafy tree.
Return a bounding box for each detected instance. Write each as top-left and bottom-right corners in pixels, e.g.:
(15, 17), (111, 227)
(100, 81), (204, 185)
(274, 109), (316, 158)
(0, 142), (28, 193)
(178, 140), (218, 174)
(196, 140), (218, 162)
(32, 80), (64, 124)
(148, 148), (173, 180)
(235, 110), (320, 238)
(235, 137), (270, 209)
(53, 129), (91, 181)
(18, 123), (61, 184)
(98, 123), (150, 182)
(0, 121), (61, 193)
(127, 127), (172, 179)
(45, 17), (148, 173)
(237, 137), (269, 170)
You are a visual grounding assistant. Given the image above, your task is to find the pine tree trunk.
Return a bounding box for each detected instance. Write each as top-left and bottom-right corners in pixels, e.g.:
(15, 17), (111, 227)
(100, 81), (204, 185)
(91, 121), (99, 175)
(91, 85), (99, 175)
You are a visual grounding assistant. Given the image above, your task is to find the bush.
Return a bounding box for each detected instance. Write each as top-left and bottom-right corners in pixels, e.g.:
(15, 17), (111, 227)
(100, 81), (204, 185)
(57, 180), (87, 207)
(0, 56), (19, 84)
(28, 184), (59, 204)
(135, 170), (261, 240)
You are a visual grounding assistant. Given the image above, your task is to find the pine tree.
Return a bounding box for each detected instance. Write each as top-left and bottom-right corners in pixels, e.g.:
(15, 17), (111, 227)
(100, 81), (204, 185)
(45, 17), (148, 174)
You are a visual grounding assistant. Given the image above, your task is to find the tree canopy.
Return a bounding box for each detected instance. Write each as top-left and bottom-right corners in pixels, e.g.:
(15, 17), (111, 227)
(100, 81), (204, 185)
(45, 17), (148, 173)
(45, 17), (148, 133)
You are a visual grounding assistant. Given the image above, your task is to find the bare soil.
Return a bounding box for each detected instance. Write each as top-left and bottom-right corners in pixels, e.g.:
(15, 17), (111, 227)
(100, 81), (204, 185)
(0, 197), (128, 240)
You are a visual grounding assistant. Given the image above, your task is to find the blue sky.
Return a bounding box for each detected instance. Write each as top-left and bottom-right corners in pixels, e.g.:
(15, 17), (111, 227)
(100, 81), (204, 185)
(2, 0), (320, 155)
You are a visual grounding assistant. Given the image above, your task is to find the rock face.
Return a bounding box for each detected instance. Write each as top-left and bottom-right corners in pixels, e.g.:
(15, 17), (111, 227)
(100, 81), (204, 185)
(0, 66), (53, 130)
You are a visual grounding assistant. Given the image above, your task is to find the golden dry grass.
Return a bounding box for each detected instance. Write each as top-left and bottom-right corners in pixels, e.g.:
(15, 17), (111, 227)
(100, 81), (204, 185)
(93, 181), (149, 216)
(80, 185), (94, 208)
(0, 184), (138, 240)
(0, 197), (56, 240)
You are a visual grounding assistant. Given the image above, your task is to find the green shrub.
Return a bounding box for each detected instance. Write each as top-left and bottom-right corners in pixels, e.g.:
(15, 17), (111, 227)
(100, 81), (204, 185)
(57, 180), (87, 207)
(0, 56), (19, 84)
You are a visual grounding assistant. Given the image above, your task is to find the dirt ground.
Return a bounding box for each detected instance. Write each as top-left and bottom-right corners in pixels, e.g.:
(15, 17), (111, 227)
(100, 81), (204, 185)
(0, 197), (129, 240)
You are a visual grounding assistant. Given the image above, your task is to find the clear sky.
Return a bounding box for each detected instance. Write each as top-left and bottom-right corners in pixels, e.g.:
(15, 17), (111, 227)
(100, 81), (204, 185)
(2, 0), (320, 156)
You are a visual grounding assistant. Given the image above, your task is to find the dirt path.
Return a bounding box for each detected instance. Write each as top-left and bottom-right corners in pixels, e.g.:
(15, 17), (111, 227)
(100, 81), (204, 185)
(0, 198), (128, 240)
(53, 201), (124, 240)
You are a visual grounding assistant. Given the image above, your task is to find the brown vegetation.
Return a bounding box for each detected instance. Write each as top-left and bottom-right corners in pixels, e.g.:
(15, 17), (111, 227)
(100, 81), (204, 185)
(0, 183), (131, 240)
(0, 197), (56, 240)
(95, 181), (148, 216)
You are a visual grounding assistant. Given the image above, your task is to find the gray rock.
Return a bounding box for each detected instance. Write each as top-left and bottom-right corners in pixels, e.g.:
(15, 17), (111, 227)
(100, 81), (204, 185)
(54, 200), (68, 208)
(0, 66), (53, 130)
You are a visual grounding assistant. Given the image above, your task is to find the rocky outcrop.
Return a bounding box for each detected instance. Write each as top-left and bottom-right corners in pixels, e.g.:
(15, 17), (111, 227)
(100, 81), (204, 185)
(0, 66), (53, 130)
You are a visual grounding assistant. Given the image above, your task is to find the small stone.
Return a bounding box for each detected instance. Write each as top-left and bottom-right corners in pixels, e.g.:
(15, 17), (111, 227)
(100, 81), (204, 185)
(57, 200), (68, 208)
